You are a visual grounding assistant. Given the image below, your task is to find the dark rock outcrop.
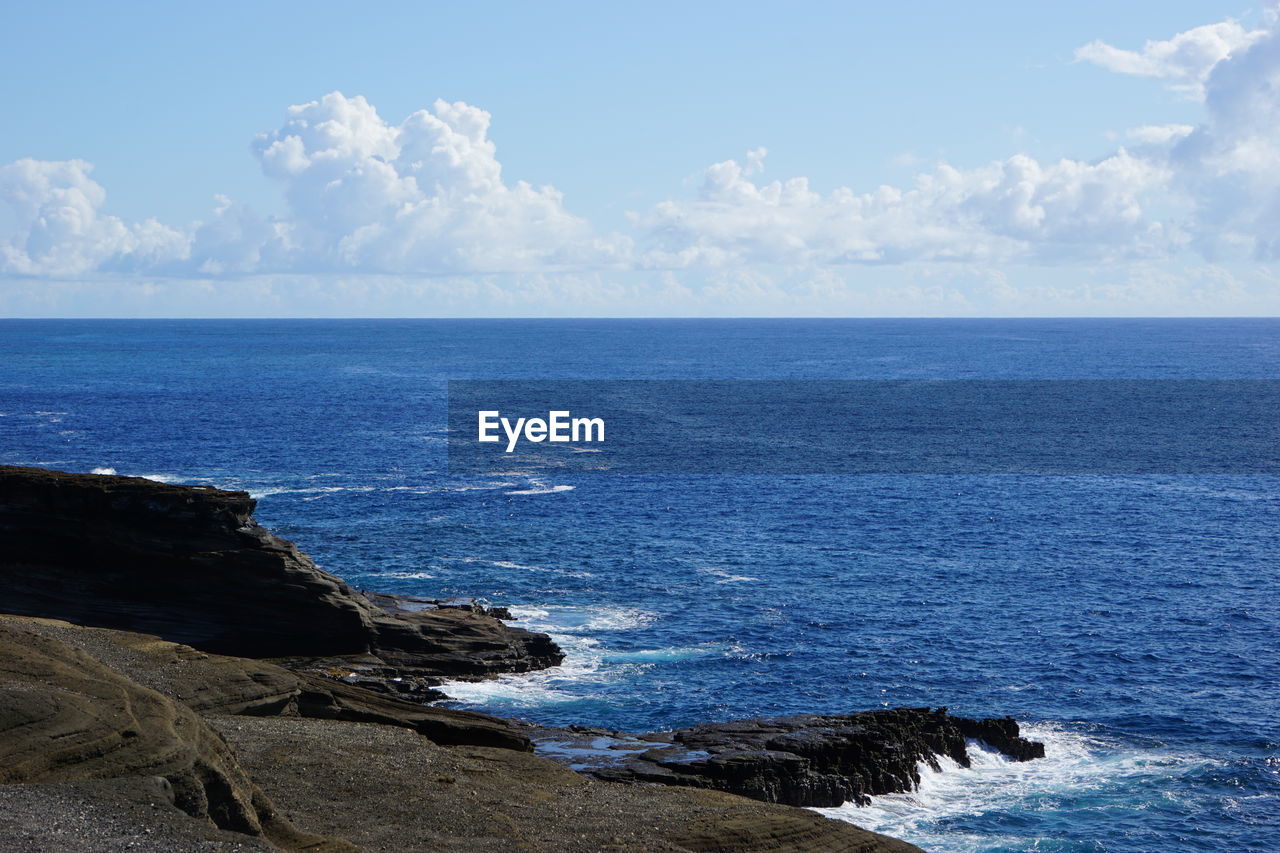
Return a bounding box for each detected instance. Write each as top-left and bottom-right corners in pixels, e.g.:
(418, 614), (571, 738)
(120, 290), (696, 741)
(564, 708), (1045, 807)
(0, 466), (562, 676)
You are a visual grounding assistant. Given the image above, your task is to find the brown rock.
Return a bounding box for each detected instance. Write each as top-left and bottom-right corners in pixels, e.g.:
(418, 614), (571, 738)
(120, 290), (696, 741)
(212, 715), (924, 853)
(6, 615), (531, 752)
(0, 620), (350, 851)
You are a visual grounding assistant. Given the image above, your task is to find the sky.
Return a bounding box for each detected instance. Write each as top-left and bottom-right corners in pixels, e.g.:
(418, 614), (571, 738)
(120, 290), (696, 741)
(2, 1), (1279, 317)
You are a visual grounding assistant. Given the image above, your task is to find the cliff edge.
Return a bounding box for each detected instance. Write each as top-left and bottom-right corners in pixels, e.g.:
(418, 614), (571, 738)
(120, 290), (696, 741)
(0, 465), (562, 676)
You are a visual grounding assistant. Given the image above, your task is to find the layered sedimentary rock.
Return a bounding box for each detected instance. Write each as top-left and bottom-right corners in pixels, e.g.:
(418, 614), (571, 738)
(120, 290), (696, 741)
(0, 466), (561, 676)
(9, 615), (532, 752)
(0, 619), (352, 851)
(0, 614), (921, 852)
(560, 708), (1045, 807)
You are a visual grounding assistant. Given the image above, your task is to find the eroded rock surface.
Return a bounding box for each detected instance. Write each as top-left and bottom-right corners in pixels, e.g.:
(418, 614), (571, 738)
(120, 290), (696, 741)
(0, 620), (350, 851)
(0, 615), (921, 852)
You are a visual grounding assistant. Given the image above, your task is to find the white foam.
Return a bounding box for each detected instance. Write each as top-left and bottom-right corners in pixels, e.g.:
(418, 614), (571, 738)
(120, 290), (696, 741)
(139, 473), (181, 483)
(437, 633), (608, 709)
(435, 674), (586, 707)
(698, 567), (760, 583)
(246, 485), (375, 499)
(445, 481), (518, 492)
(443, 557), (593, 579)
(602, 643), (725, 663)
(506, 484), (575, 495)
(814, 722), (1218, 852)
(490, 559), (593, 579)
(90, 467), (117, 475)
(435, 604), (657, 710)
(381, 571), (435, 580)
(509, 604), (656, 633)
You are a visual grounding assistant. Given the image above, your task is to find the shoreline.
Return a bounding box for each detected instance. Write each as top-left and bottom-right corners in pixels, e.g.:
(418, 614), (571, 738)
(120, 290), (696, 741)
(0, 465), (1046, 851)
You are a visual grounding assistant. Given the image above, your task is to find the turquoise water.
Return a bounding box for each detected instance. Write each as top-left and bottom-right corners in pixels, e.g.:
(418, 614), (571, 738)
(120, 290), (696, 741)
(1, 318), (1277, 851)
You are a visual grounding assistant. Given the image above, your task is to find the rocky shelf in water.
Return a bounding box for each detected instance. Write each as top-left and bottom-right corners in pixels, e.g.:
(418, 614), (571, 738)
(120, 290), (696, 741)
(526, 708), (1044, 808)
(0, 465), (1046, 851)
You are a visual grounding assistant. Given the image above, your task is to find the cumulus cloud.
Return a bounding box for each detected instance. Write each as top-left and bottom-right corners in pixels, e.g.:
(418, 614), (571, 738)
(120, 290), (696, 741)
(243, 92), (627, 273)
(638, 148), (1173, 268)
(1170, 21), (1280, 259)
(637, 12), (1280, 271)
(0, 159), (186, 276)
(0, 93), (625, 278)
(1075, 18), (1265, 99)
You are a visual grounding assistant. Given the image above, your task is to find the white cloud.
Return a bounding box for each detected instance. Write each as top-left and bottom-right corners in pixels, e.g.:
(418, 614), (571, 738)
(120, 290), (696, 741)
(1125, 124), (1195, 145)
(0, 159), (187, 276)
(0, 93), (626, 279)
(638, 148), (1173, 268)
(638, 12), (1280, 273)
(244, 92), (628, 273)
(1168, 21), (1280, 259)
(4, 9), (1280, 317)
(1075, 19), (1265, 99)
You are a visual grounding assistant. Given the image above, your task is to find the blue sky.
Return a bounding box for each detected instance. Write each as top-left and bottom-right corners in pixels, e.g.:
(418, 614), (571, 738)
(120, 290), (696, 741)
(2, 1), (1278, 316)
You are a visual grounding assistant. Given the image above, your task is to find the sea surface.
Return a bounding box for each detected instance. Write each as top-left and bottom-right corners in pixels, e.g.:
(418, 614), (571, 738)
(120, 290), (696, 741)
(1, 318), (1277, 852)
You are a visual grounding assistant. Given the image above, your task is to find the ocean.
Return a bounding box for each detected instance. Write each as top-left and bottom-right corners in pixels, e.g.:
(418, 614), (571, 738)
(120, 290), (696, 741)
(1, 318), (1277, 852)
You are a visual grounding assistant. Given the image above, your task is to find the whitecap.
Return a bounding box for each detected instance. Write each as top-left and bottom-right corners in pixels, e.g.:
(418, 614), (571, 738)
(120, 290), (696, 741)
(506, 484), (575, 495)
(813, 722), (1220, 853)
(436, 632), (608, 709)
(478, 559), (593, 579)
(508, 604), (656, 633)
(602, 643), (725, 663)
(89, 467), (117, 475)
(698, 567), (760, 583)
(435, 676), (585, 708)
(434, 603), (658, 711)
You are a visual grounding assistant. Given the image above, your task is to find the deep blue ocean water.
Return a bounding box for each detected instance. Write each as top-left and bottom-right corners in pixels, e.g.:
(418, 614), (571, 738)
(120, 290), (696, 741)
(1, 318), (1277, 852)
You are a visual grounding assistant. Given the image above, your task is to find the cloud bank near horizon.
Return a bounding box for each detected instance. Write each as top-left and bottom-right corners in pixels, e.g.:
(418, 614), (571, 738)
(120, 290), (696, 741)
(2, 11), (1280, 311)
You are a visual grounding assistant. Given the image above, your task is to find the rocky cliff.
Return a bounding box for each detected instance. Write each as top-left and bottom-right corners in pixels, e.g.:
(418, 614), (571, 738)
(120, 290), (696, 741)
(0, 466), (561, 676)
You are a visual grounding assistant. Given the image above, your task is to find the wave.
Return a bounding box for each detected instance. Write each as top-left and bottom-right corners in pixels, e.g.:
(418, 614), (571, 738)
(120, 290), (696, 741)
(247, 485), (376, 499)
(508, 604), (656, 634)
(506, 484), (575, 495)
(601, 643), (727, 663)
(444, 557), (593, 579)
(90, 466), (117, 475)
(698, 567), (760, 583)
(435, 604), (659, 710)
(814, 722), (1220, 852)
